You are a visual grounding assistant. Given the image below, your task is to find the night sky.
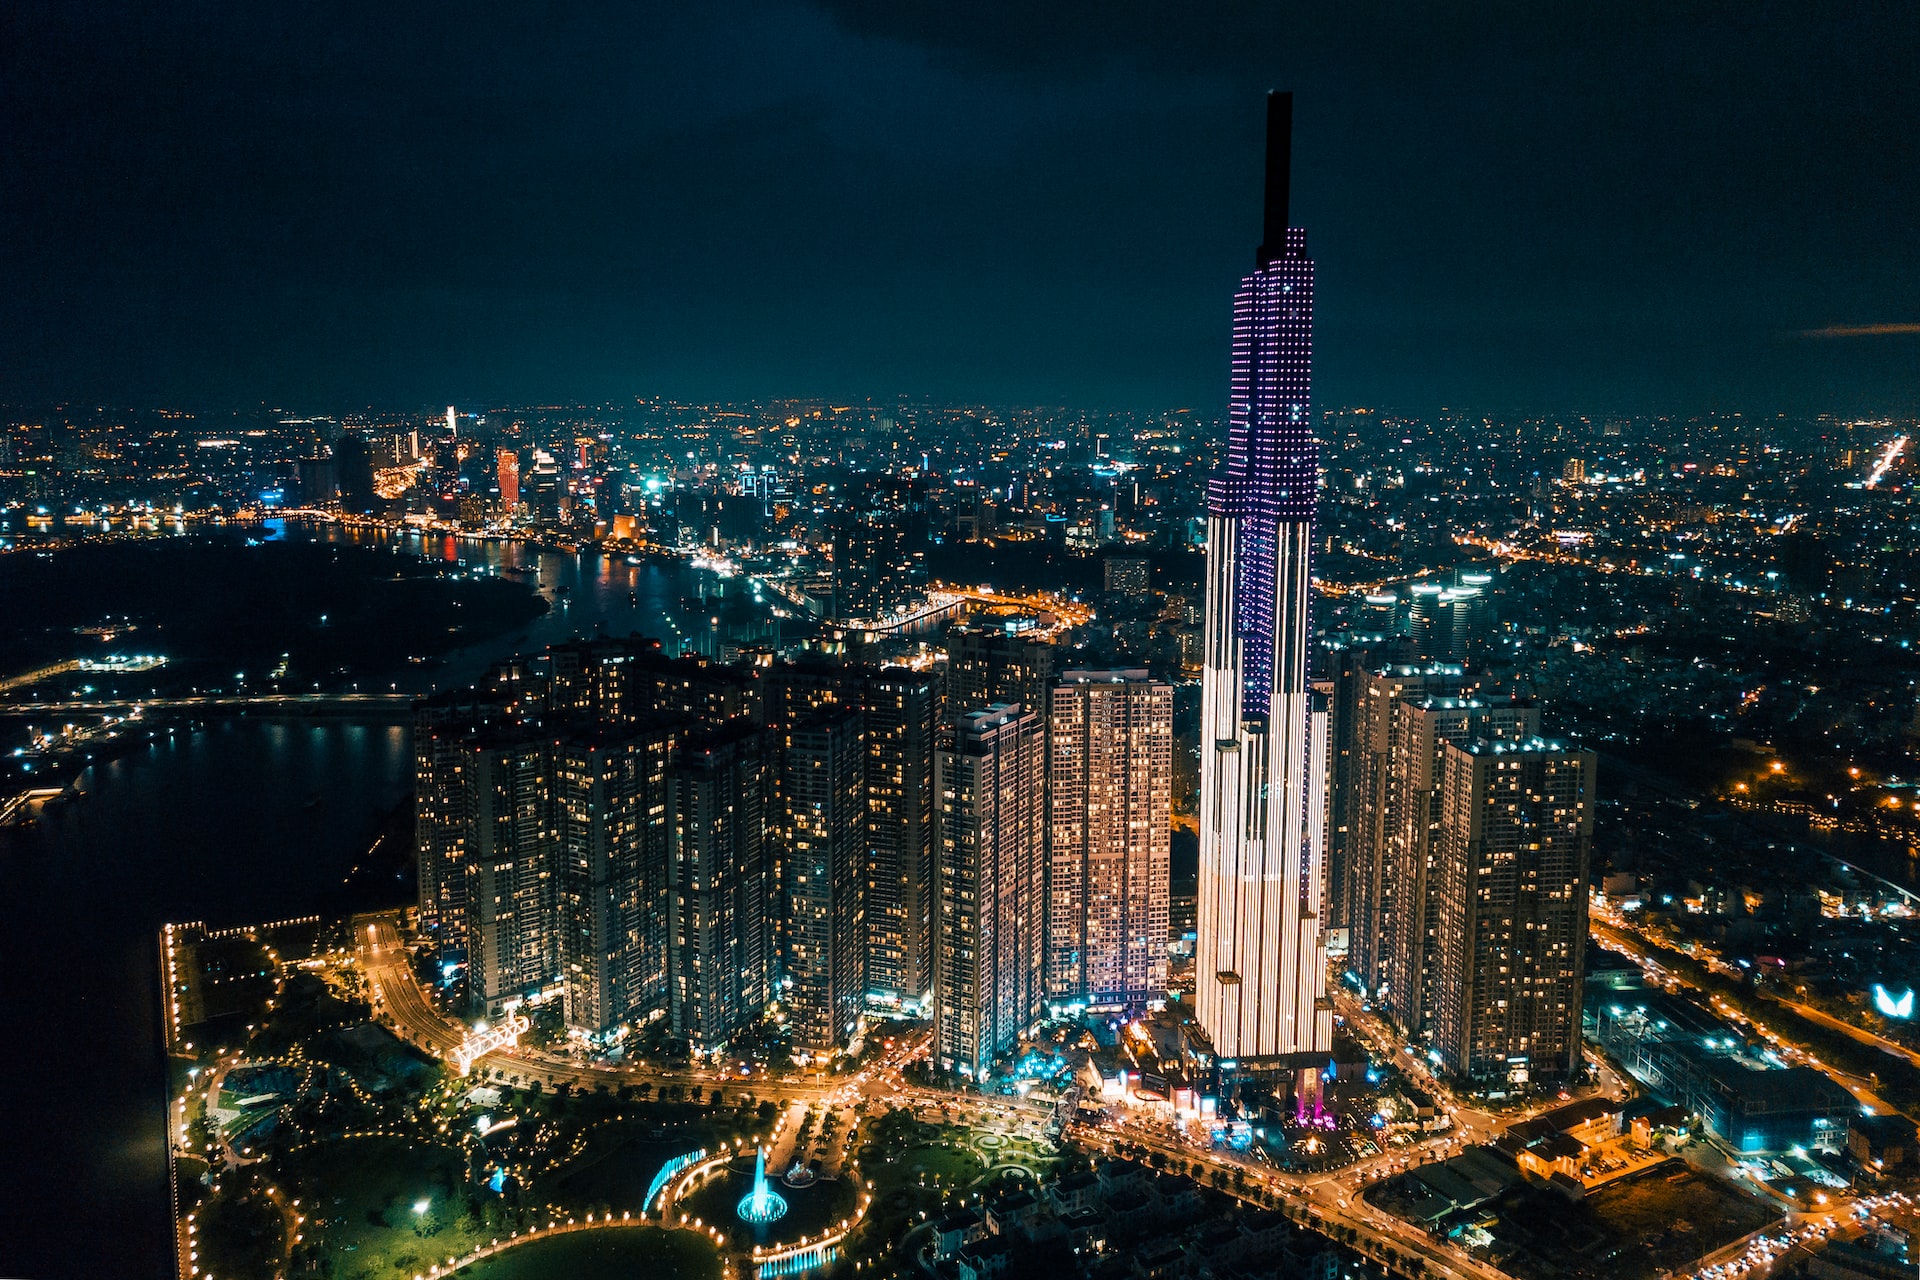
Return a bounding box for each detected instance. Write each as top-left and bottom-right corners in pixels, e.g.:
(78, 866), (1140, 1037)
(4, 2), (1916, 413)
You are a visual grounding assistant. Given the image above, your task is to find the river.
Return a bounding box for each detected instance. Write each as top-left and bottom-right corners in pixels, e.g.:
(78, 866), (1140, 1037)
(0, 523), (791, 1280)
(269, 520), (798, 692)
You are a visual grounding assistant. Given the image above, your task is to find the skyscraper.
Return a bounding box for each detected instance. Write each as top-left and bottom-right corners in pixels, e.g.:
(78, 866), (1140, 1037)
(497, 448), (520, 511)
(781, 711), (868, 1053)
(668, 723), (776, 1052)
(527, 448), (563, 523)
(945, 625), (1057, 718)
(1377, 695), (1538, 1040)
(1046, 670), (1172, 1011)
(863, 670), (939, 1007)
(1428, 737), (1596, 1085)
(464, 730), (560, 1019)
(1195, 92), (1334, 1067)
(554, 723), (677, 1038)
(1330, 662), (1469, 991)
(334, 431), (375, 513)
(935, 703), (1045, 1077)
(414, 700), (472, 954)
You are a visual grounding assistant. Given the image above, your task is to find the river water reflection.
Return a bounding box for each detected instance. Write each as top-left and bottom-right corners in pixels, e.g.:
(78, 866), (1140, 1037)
(2, 523), (791, 1279)
(272, 520), (796, 692)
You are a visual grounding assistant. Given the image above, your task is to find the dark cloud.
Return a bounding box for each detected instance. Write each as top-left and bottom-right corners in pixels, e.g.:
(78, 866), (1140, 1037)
(1, 1), (1915, 411)
(1799, 324), (1920, 338)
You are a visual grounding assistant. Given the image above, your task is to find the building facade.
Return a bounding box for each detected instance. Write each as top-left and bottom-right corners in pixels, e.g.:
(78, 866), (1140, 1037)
(935, 704), (1046, 1076)
(1376, 696), (1538, 1040)
(554, 724), (676, 1038)
(414, 701), (472, 952)
(464, 731), (560, 1017)
(1046, 670), (1172, 1010)
(945, 627), (1058, 718)
(667, 724), (776, 1053)
(864, 670), (939, 1007)
(1328, 662), (1468, 993)
(1195, 92), (1334, 1067)
(781, 712), (868, 1053)
(1429, 738), (1596, 1085)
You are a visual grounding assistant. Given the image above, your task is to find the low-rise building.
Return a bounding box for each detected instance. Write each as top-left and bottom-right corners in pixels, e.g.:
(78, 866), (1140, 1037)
(955, 1235), (1016, 1280)
(933, 1208), (986, 1261)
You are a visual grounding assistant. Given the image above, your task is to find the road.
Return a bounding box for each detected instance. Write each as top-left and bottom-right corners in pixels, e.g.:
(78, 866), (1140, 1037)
(355, 914), (835, 1104)
(1591, 910), (1911, 1112)
(1778, 996), (1920, 1071)
(1072, 1122), (1504, 1280)
(351, 912), (1561, 1280)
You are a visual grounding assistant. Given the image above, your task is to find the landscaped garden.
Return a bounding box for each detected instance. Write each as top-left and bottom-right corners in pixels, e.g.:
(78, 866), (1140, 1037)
(450, 1226), (718, 1280)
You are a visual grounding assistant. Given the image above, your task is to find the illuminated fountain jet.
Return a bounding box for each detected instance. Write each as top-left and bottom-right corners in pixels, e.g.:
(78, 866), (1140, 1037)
(737, 1147), (788, 1225)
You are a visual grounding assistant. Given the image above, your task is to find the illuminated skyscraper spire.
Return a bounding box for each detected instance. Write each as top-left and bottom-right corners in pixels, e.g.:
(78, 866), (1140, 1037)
(1195, 92), (1332, 1065)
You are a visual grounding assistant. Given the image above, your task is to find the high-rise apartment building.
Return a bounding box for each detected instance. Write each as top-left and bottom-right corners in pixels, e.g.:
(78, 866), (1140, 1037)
(550, 636), (763, 725)
(863, 671), (938, 1006)
(465, 731), (560, 1018)
(414, 701), (472, 953)
(554, 723), (676, 1037)
(1328, 662), (1468, 987)
(1195, 92), (1334, 1068)
(416, 710), (678, 1038)
(833, 509), (914, 624)
(1428, 737), (1596, 1085)
(527, 449), (563, 523)
(781, 712), (868, 1052)
(1376, 696), (1538, 1040)
(945, 626), (1057, 718)
(418, 645), (781, 1046)
(761, 659), (940, 1011)
(667, 723), (777, 1053)
(935, 704), (1045, 1077)
(1046, 671), (1172, 1010)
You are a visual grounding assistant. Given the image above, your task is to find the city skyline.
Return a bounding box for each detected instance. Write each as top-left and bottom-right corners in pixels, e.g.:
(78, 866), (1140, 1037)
(5, 12), (1920, 1275)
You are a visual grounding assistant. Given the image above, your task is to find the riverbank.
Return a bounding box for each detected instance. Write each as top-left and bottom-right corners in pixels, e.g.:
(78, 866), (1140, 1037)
(0, 717), (414, 1280)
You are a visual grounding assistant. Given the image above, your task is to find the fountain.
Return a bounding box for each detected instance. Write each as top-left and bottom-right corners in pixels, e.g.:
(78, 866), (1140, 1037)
(736, 1148), (789, 1226)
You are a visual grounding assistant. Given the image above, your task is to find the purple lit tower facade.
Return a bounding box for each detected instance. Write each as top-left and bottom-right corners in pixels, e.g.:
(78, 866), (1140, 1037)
(1195, 93), (1334, 1077)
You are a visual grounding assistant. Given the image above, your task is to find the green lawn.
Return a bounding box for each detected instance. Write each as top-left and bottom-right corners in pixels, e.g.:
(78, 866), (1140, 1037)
(452, 1227), (719, 1280)
(894, 1141), (984, 1187)
(270, 1135), (497, 1280)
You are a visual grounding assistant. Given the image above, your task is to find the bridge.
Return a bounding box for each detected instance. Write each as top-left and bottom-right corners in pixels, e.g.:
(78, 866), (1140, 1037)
(450, 1014), (531, 1075)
